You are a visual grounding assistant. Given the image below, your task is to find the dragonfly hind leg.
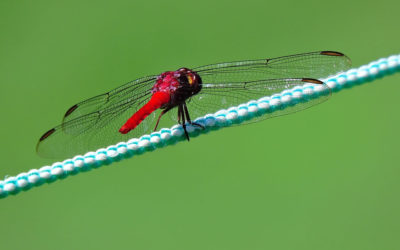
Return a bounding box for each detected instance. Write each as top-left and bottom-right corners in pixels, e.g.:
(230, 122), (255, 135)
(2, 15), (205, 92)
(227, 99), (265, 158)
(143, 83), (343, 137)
(154, 106), (173, 132)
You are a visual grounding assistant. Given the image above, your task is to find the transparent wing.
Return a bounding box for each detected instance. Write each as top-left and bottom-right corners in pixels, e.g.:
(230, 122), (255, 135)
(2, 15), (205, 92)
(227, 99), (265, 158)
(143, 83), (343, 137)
(37, 89), (151, 158)
(195, 51), (351, 83)
(36, 95), (183, 158)
(36, 75), (168, 158)
(62, 75), (157, 123)
(183, 78), (331, 125)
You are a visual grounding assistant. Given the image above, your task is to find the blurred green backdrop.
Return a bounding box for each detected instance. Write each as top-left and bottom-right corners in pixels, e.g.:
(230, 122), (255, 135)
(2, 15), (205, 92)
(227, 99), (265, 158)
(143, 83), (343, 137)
(1, 0), (399, 249)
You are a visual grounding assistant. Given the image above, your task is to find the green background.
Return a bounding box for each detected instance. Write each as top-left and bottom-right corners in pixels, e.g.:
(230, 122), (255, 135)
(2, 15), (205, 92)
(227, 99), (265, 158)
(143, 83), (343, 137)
(1, 0), (399, 249)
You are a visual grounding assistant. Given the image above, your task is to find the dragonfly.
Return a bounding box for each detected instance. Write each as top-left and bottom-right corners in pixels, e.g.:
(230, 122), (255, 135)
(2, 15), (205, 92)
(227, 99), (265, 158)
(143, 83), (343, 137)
(37, 51), (351, 158)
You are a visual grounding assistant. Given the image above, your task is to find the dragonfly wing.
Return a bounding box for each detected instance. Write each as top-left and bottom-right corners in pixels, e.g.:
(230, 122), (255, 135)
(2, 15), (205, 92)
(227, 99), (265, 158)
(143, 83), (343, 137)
(62, 75), (157, 123)
(195, 51), (351, 83)
(185, 78), (331, 125)
(37, 90), (153, 158)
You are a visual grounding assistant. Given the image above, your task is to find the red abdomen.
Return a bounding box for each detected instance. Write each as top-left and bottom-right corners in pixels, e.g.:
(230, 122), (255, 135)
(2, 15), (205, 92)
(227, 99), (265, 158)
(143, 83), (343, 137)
(119, 91), (170, 134)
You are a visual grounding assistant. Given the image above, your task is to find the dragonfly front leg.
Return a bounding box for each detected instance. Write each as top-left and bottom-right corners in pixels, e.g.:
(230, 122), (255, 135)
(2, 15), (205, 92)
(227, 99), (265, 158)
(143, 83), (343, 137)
(183, 102), (204, 129)
(178, 104), (190, 141)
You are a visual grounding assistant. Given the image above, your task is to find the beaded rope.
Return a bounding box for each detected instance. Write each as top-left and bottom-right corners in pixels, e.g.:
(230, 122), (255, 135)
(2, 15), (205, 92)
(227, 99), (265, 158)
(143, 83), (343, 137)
(1, 54), (399, 199)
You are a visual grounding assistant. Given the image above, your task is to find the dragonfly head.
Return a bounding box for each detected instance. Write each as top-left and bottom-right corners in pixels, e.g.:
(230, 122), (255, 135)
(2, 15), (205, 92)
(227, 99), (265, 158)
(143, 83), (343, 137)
(175, 68), (202, 95)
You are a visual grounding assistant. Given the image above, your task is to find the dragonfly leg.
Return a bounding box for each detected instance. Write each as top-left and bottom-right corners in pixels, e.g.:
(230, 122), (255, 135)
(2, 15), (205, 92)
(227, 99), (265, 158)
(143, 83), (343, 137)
(177, 107), (181, 125)
(183, 102), (192, 124)
(178, 105), (190, 141)
(183, 102), (204, 129)
(192, 122), (204, 129)
(154, 106), (172, 131)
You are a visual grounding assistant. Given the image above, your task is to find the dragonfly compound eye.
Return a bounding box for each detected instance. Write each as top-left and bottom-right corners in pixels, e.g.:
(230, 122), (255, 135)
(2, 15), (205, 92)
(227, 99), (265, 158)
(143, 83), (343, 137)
(178, 74), (189, 85)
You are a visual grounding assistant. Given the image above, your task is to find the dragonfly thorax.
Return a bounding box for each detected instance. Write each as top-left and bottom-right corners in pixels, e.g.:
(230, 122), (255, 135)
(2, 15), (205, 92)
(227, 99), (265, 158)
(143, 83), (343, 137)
(153, 67), (202, 108)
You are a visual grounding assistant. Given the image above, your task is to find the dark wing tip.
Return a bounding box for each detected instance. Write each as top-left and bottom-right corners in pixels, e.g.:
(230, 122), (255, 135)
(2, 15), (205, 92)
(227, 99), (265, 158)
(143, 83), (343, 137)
(302, 78), (324, 84)
(320, 51), (345, 57)
(64, 104), (78, 118)
(39, 128), (56, 142)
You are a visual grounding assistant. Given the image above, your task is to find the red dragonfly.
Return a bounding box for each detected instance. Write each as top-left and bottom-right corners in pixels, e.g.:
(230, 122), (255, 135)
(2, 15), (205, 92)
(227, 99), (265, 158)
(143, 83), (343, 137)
(37, 51), (351, 158)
